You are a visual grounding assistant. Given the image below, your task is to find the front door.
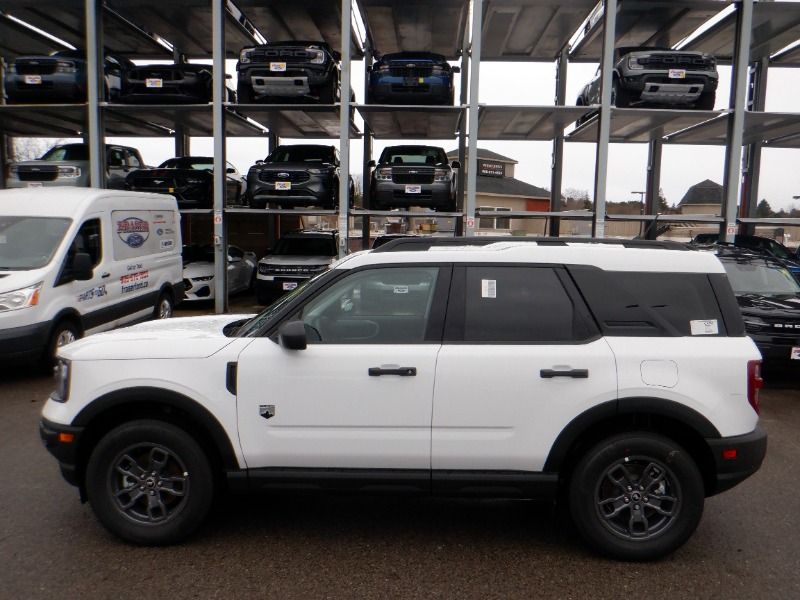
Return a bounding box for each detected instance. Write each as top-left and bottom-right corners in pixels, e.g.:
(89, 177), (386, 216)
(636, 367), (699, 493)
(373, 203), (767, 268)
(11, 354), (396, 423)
(236, 265), (449, 474)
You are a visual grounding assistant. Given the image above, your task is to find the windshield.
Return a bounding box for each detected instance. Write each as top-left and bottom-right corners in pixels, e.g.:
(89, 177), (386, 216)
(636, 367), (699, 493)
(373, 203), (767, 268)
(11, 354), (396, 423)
(379, 146), (447, 166)
(40, 145), (88, 161)
(0, 216), (72, 270)
(723, 259), (800, 296)
(160, 158), (214, 171)
(272, 237), (335, 256)
(236, 271), (328, 337)
(269, 146), (333, 163)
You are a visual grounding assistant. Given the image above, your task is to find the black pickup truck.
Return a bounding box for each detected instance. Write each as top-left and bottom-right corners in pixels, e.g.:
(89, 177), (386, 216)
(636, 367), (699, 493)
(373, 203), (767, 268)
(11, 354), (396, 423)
(236, 41), (341, 103)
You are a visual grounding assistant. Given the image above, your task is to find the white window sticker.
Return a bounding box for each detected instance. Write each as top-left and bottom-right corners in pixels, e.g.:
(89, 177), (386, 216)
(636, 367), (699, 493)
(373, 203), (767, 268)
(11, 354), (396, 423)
(481, 279), (497, 299)
(393, 285), (409, 294)
(690, 319), (718, 335)
(791, 347), (800, 360)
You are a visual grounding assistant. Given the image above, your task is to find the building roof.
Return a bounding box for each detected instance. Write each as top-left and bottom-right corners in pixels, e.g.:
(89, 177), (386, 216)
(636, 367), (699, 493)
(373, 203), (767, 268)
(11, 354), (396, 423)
(475, 175), (550, 199)
(446, 148), (517, 164)
(679, 179), (723, 206)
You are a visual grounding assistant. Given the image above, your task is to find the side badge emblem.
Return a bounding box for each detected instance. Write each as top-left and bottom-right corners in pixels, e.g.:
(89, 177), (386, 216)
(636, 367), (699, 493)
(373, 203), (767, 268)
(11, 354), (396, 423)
(259, 405), (275, 419)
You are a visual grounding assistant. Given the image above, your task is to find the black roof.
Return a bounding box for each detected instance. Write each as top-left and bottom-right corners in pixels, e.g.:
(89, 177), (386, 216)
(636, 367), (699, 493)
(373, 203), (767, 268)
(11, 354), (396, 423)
(679, 179), (723, 206)
(446, 148), (517, 164)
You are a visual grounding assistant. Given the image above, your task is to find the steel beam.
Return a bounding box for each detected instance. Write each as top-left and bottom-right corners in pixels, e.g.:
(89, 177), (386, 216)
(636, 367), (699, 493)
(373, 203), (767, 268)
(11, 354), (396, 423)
(456, 25), (469, 237)
(0, 133), (7, 190)
(644, 139), (663, 240)
(85, 0), (105, 188)
(361, 45), (373, 249)
(465, 0), (483, 237)
(721, 0), (753, 242)
(338, 0), (353, 258)
(592, 0), (617, 239)
(212, 0), (227, 313)
(740, 55), (768, 235)
(549, 51), (568, 237)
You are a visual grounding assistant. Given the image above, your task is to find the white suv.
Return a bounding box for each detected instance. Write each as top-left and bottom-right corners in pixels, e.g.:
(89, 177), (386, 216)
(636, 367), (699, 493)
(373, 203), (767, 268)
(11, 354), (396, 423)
(40, 238), (767, 560)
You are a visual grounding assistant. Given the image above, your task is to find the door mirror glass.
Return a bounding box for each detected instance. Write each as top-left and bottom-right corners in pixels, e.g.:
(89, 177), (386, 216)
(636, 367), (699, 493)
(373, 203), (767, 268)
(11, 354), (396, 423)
(278, 320), (307, 350)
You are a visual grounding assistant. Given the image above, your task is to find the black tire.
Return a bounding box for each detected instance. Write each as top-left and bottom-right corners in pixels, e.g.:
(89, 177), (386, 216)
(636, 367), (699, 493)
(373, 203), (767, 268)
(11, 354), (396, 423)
(154, 292), (174, 319)
(44, 319), (81, 367)
(568, 432), (704, 561)
(318, 78), (337, 104)
(85, 420), (214, 545)
(237, 83), (255, 104)
(696, 91), (716, 111)
(612, 79), (630, 108)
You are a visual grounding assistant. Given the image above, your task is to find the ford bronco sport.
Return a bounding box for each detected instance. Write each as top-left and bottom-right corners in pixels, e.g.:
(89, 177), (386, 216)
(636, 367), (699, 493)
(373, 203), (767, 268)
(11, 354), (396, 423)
(40, 238), (766, 561)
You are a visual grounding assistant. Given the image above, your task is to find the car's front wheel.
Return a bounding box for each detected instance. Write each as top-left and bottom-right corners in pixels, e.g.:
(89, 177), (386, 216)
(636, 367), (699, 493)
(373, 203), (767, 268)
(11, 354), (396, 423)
(85, 420), (214, 545)
(568, 432), (704, 561)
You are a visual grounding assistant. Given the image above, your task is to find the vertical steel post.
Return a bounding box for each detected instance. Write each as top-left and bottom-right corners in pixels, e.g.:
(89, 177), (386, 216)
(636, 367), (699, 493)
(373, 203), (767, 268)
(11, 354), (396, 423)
(722, 0), (753, 242)
(173, 47), (190, 157)
(361, 45), (373, 249)
(338, 0), (353, 257)
(592, 0), (617, 238)
(85, 0), (105, 188)
(212, 0), (227, 313)
(549, 51), (568, 237)
(740, 55), (768, 234)
(456, 31), (470, 236)
(0, 134), (7, 190)
(644, 138), (663, 239)
(465, 0), (483, 237)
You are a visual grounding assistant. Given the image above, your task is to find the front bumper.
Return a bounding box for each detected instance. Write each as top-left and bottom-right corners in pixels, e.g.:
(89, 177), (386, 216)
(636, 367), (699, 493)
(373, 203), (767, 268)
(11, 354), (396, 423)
(749, 333), (800, 363)
(239, 65), (332, 99)
(706, 425), (767, 496)
(248, 173), (334, 209)
(5, 74), (86, 102)
(621, 72), (718, 103)
(369, 76), (452, 105)
(371, 182), (455, 211)
(39, 417), (84, 487)
(0, 320), (51, 364)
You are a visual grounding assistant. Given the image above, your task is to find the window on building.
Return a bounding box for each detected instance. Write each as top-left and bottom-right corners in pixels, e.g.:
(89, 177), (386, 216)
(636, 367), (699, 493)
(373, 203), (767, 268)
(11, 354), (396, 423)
(478, 206), (511, 230)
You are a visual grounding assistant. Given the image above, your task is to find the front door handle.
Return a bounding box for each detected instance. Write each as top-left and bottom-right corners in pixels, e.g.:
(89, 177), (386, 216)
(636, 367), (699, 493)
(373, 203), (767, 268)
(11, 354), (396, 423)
(101, 272), (111, 278)
(368, 367), (417, 377)
(540, 368), (589, 379)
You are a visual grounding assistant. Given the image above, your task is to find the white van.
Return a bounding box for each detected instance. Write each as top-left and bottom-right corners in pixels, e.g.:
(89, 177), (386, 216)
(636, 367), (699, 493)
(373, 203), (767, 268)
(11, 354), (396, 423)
(0, 187), (183, 365)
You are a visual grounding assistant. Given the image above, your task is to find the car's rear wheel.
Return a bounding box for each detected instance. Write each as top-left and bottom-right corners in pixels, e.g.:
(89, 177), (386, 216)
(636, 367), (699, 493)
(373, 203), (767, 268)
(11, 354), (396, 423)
(568, 432), (704, 561)
(85, 420), (214, 545)
(44, 319), (81, 367)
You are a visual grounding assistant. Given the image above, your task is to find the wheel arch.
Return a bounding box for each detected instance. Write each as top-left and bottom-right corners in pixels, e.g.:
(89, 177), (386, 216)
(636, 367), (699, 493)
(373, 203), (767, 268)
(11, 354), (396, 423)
(50, 308), (85, 337)
(545, 397), (720, 496)
(72, 387), (239, 490)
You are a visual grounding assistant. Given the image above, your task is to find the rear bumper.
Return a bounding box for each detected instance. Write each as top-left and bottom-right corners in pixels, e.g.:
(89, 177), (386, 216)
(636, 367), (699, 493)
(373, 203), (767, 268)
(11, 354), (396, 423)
(706, 425), (767, 496)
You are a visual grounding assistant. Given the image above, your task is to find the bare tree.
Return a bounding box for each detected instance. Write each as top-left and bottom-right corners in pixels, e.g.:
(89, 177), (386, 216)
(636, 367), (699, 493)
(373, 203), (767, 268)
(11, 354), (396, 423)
(10, 138), (66, 161)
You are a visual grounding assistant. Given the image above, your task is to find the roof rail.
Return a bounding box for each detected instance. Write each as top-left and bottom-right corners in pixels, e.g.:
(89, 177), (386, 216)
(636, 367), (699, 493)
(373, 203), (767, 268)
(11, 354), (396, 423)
(372, 236), (690, 253)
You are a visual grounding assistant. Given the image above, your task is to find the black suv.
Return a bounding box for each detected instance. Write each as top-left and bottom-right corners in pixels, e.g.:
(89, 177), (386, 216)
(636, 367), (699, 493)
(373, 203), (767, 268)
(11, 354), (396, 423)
(715, 246), (800, 365)
(246, 144), (353, 210)
(369, 145), (459, 211)
(692, 234), (800, 280)
(236, 41), (341, 103)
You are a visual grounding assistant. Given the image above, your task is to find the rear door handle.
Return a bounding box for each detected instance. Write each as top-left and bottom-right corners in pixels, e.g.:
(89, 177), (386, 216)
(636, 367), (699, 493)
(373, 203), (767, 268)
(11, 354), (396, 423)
(368, 367), (417, 377)
(540, 369), (589, 379)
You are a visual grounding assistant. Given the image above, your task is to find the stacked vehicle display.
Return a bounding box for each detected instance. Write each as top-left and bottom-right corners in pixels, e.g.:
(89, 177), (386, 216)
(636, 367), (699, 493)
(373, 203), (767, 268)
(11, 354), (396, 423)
(367, 52), (459, 105)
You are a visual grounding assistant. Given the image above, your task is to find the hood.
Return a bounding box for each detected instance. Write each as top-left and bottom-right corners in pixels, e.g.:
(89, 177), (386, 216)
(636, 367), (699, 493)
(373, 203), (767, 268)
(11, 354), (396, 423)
(260, 255), (334, 266)
(737, 293), (800, 317)
(0, 268), (51, 290)
(183, 261), (214, 278)
(60, 314), (253, 361)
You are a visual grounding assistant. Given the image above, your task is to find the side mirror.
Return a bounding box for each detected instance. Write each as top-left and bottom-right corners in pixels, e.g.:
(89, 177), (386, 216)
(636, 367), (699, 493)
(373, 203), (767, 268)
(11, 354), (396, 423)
(452, 66), (461, 74)
(451, 160), (461, 169)
(225, 74), (232, 80)
(72, 252), (94, 281)
(227, 167), (236, 173)
(367, 159), (376, 168)
(255, 159), (264, 166)
(278, 320), (307, 350)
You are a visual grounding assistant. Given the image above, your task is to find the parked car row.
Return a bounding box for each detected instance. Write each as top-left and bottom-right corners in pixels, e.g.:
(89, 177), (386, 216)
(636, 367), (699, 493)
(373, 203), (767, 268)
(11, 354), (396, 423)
(3, 43), (459, 106)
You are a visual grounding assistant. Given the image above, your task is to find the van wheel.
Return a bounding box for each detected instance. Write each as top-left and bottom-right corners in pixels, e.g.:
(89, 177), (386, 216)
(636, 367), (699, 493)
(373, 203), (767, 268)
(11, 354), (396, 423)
(85, 420), (214, 545)
(45, 320), (80, 366)
(568, 432), (704, 561)
(154, 293), (174, 319)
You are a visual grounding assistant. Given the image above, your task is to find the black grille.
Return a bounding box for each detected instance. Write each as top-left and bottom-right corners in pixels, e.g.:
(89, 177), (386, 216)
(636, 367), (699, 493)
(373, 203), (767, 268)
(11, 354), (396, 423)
(389, 66), (433, 78)
(17, 167), (58, 182)
(258, 171), (311, 184)
(14, 61), (57, 75)
(637, 55), (714, 70)
(391, 84), (431, 93)
(393, 190), (432, 200)
(129, 68), (182, 81)
(251, 49), (313, 62)
(392, 170), (434, 184)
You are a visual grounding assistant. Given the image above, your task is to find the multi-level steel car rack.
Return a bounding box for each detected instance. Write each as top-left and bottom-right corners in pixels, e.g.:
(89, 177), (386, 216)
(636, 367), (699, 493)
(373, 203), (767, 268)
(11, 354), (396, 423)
(1, 0), (800, 312)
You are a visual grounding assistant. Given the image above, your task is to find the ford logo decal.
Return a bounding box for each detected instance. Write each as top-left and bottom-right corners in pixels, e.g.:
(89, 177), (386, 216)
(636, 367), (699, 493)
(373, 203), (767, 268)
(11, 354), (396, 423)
(278, 172), (290, 178)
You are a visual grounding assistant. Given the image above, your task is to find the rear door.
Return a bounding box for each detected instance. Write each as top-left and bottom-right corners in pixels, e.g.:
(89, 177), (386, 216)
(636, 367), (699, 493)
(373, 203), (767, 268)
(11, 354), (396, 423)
(431, 265), (617, 481)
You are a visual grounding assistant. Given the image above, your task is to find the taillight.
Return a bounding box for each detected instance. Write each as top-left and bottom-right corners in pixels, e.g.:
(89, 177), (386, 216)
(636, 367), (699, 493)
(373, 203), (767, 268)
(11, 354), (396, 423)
(747, 360), (763, 414)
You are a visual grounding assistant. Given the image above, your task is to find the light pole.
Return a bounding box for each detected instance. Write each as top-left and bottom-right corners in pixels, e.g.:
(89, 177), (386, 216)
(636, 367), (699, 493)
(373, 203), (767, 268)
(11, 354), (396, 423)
(632, 190), (645, 214)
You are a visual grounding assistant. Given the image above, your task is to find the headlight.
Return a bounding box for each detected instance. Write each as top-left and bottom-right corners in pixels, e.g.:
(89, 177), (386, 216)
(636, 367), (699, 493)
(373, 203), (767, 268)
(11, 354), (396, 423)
(434, 168), (449, 182)
(376, 168), (392, 181)
(9, 165), (19, 175)
(743, 316), (768, 333)
(51, 358), (71, 403)
(375, 64), (391, 74)
(7, 63), (16, 74)
(57, 166), (81, 178)
(185, 177), (205, 184)
(239, 48), (254, 64)
(627, 55), (648, 70)
(307, 168), (322, 174)
(431, 65), (447, 75)
(0, 282), (42, 313)
(56, 61), (77, 74)
(307, 47), (325, 64)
